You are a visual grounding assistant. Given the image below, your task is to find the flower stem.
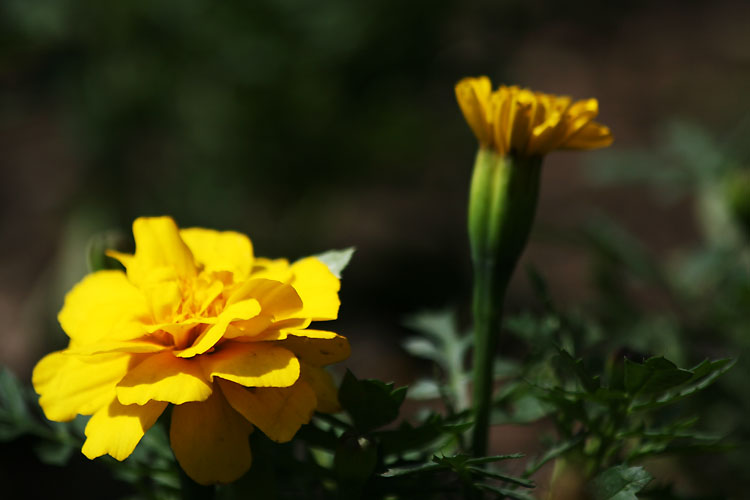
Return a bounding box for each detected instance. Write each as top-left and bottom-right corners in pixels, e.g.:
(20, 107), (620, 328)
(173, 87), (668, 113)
(468, 149), (542, 457)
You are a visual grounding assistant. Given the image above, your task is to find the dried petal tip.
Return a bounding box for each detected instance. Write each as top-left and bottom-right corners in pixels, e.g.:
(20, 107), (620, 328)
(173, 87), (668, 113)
(455, 76), (613, 157)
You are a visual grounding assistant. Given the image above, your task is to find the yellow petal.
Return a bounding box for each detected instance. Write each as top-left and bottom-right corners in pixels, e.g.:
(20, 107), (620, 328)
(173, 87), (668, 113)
(278, 330), (350, 366)
(116, 351), (212, 405)
(530, 111), (567, 155)
(289, 257), (341, 321)
(507, 89), (536, 154)
(249, 257), (293, 282)
(223, 279), (303, 339)
(175, 298), (261, 358)
(300, 363), (340, 413)
(219, 378), (316, 443)
(58, 270), (149, 346)
(142, 280), (182, 323)
(68, 339), (169, 356)
(228, 279), (303, 316)
(490, 87), (512, 155)
(113, 216), (196, 286)
(201, 342), (300, 387)
(32, 351), (133, 421)
(82, 399), (166, 461)
(561, 121), (613, 150)
(455, 76), (493, 146)
(170, 390), (253, 485)
(180, 227), (254, 281)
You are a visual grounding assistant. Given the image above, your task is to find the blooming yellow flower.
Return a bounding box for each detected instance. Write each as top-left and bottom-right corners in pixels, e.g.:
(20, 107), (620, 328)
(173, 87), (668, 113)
(455, 76), (613, 156)
(32, 216), (349, 485)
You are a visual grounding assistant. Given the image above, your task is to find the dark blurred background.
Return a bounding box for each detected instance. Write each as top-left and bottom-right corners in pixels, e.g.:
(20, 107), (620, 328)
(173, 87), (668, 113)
(2, 0), (750, 496)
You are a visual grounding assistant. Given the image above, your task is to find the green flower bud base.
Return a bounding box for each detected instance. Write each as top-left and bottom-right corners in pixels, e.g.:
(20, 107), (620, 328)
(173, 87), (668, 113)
(469, 149), (542, 457)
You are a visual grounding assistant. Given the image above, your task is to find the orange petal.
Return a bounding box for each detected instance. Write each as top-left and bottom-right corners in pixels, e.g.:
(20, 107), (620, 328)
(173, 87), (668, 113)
(170, 390), (253, 485)
(219, 378), (316, 443)
(279, 330), (350, 366)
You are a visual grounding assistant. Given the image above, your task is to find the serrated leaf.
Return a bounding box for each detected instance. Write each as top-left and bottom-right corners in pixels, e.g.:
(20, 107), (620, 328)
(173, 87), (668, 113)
(377, 417), (445, 456)
(467, 466), (534, 488)
(632, 358), (735, 411)
(381, 462), (442, 478)
(407, 379), (441, 400)
(623, 358), (651, 393)
(338, 370), (406, 433)
(465, 453), (525, 466)
(557, 349), (600, 393)
(403, 310), (461, 345)
(476, 483), (537, 500)
(590, 465), (652, 500)
(314, 247), (355, 278)
(402, 337), (445, 364)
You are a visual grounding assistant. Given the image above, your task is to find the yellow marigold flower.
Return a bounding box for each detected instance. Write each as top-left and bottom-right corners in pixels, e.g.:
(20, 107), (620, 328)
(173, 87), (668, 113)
(32, 216), (349, 485)
(455, 76), (613, 156)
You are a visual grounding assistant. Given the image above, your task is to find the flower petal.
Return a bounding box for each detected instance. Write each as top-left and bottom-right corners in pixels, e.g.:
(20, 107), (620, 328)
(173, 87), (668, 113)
(289, 257), (341, 321)
(300, 363), (341, 413)
(111, 216), (196, 287)
(170, 390), (253, 485)
(82, 399), (166, 461)
(175, 298), (261, 358)
(279, 330), (350, 366)
(249, 257), (293, 282)
(32, 351), (134, 421)
(116, 351), (212, 405)
(561, 121), (613, 150)
(455, 76), (493, 146)
(68, 339), (169, 356)
(180, 228), (254, 281)
(58, 271), (149, 346)
(219, 378), (316, 443)
(202, 342), (300, 388)
(228, 278), (303, 317)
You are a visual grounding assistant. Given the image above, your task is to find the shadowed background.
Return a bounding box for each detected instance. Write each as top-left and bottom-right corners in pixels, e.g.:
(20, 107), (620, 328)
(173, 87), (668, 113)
(2, 0), (749, 497)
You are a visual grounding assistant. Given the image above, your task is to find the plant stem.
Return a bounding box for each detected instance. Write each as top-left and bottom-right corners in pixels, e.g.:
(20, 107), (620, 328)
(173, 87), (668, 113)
(470, 257), (506, 456)
(467, 149), (542, 457)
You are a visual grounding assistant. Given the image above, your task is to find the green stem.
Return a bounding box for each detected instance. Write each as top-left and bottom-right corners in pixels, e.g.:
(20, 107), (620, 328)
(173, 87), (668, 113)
(470, 257), (506, 456)
(468, 149), (542, 457)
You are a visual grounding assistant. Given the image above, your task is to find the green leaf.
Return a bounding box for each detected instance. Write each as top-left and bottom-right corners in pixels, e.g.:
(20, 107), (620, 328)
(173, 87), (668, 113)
(623, 358), (651, 394)
(377, 414), (451, 456)
(338, 370), (406, 433)
(0, 367), (32, 440)
(556, 349), (600, 393)
(623, 357), (697, 399)
(407, 379), (441, 400)
(476, 484), (537, 500)
(590, 465), (652, 500)
(525, 435), (584, 476)
(402, 337), (445, 364)
(86, 230), (127, 272)
(632, 358), (735, 411)
(467, 466), (534, 488)
(381, 462), (443, 478)
(314, 247), (355, 278)
(465, 453), (525, 466)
